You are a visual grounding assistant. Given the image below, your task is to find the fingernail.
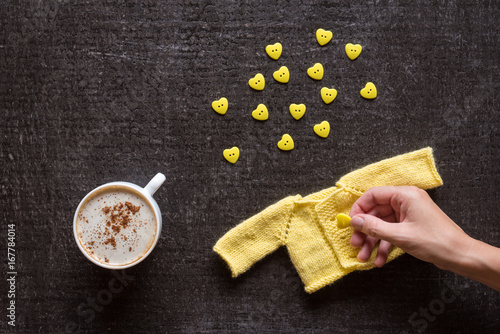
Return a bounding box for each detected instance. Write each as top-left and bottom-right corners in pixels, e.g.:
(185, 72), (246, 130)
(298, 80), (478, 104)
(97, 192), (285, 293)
(350, 216), (364, 230)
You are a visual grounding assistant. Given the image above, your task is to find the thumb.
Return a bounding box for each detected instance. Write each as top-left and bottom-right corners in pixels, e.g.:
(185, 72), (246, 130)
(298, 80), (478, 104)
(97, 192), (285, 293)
(351, 214), (403, 244)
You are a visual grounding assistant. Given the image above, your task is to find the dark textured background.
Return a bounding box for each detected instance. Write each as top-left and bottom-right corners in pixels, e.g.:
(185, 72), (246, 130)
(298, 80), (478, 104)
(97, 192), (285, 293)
(1, 0), (499, 333)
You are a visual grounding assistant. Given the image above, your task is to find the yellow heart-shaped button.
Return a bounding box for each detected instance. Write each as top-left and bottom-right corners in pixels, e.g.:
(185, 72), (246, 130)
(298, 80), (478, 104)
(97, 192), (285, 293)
(345, 43), (362, 60)
(289, 103), (306, 120)
(277, 134), (294, 151)
(321, 87), (337, 104)
(248, 73), (265, 91)
(266, 42), (282, 60)
(336, 213), (351, 229)
(252, 104), (268, 121)
(212, 97), (228, 115)
(307, 63), (324, 80)
(316, 28), (332, 46)
(273, 66), (290, 84)
(360, 82), (377, 99)
(223, 147), (240, 164)
(313, 121), (330, 138)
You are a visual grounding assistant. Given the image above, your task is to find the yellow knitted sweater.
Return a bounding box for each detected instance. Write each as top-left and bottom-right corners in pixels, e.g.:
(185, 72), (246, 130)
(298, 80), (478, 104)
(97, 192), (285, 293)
(214, 147), (443, 293)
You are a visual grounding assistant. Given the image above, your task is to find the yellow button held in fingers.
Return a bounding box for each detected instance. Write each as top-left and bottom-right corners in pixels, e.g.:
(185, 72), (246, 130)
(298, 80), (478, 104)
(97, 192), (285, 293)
(249, 73), (265, 91)
(266, 42), (283, 60)
(223, 147), (240, 164)
(336, 213), (351, 229)
(212, 97), (228, 115)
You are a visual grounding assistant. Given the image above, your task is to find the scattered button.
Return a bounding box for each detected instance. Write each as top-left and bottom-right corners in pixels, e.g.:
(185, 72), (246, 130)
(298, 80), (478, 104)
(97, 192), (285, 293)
(345, 43), (362, 60)
(248, 73), (265, 91)
(360, 82), (377, 99)
(266, 42), (283, 60)
(289, 103), (306, 120)
(321, 87), (337, 104)
(223, 147), (240, 164)
(316, 28), (333, 46)
(307, 63), (324, 80)
(252, 104), (268, 121)
(313, 121), (330, 138)
(212, 97), (228, 115)
(277, 134), (294, 151)
(273, 66), (290, 84)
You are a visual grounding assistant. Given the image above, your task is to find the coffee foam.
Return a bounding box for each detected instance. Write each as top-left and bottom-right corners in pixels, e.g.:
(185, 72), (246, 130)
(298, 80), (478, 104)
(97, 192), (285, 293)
(76, 185), (157, 266)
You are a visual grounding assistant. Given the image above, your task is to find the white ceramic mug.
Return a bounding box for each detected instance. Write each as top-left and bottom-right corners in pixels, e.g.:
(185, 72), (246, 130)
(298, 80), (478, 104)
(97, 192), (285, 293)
(73, 173), (166, 269)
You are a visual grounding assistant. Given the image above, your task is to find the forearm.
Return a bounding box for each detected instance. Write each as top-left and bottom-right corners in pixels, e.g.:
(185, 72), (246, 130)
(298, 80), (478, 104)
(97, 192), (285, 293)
(451, 237), (500, 292)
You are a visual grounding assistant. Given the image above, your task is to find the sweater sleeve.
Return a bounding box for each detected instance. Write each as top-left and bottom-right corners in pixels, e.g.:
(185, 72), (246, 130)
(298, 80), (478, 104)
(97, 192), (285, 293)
(213, 195), (300, 277)
(336, 147), (443, 192)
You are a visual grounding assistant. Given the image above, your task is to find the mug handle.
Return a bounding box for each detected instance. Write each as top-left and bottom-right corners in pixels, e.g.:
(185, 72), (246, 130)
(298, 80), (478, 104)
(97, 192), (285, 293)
(144, 173), (166, 196)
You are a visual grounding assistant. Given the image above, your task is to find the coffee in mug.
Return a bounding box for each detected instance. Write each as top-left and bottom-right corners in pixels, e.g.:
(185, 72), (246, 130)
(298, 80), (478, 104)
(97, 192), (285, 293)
(73, 173), (165, 269)
(75, 186), (157, 266)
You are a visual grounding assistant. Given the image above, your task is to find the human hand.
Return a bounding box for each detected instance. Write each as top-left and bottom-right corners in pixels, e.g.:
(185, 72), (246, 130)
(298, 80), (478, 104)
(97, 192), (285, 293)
(349, 186), (473, 271)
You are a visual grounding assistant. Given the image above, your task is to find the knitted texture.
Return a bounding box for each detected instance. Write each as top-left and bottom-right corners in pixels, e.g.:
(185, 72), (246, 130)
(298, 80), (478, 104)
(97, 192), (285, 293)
(213, 147), (443, 293)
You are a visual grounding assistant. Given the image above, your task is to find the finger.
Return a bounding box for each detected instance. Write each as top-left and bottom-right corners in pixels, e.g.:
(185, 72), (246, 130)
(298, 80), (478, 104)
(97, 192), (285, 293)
(381, 213), (397, 223)
(375, 240), (393, 267)
(389, 186), (428, 221)
(350, 186), (398, 217)
(349, 201), (366, 217)
(357, 236), (379, 262)
(351, 214), (406, 245)
(350, 230), (367, 248)
(366, 204), (394, 218)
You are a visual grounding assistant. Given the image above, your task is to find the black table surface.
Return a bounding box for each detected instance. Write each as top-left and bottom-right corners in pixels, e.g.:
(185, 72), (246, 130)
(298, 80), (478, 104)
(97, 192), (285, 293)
(1, 1), (499, 333)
